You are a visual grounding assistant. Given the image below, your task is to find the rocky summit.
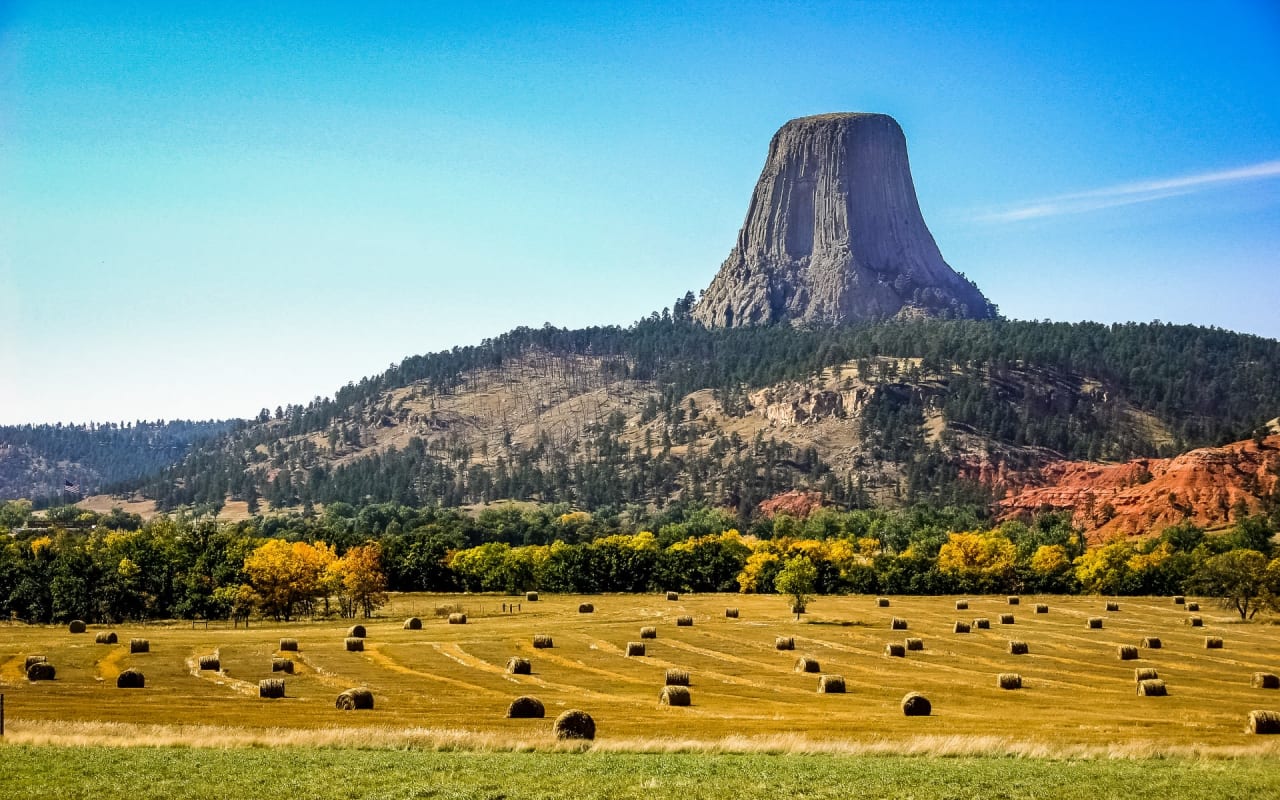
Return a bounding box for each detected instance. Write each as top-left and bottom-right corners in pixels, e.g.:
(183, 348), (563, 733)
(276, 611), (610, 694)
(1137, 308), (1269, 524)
(694, 113), (994, 328)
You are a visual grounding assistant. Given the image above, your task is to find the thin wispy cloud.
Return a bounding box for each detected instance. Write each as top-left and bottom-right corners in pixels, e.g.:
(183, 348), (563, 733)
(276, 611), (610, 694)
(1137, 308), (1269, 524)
(978, 159), (1280, 223)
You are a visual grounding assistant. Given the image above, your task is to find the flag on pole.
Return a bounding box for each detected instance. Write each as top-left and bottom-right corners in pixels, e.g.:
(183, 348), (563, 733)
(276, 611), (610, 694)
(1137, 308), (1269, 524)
(64, 480), (81, 496)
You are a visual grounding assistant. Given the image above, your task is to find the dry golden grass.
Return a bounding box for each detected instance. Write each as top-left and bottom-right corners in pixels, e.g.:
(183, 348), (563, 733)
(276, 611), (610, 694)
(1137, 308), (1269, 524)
(0, 593), (1277, 756)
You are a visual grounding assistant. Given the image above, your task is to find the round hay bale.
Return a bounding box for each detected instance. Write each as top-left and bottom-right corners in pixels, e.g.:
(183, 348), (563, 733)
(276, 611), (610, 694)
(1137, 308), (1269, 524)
(526, 591), (539, 602)
(26, 662), (55, 681)
(130, 638), (149, 653)
(795, 656), (820, 673)
(68, 620), (87, 634)
(791, 604), (806, 615)
(507, 695), (545, 718)
(725, 608), (739, 618)
(1106, 602), (1120, 612)
(198, 655), (221, 671)
(1135, 668), (1160, 682)
(404, 617), (422, 630)
(665, 668), (690, 686)
(953, 621), (971, 634)
(998, 673), (1022, 690)
(876, 597), (890, 607)
(1000, 614), (1015, 625)
(95, 631), (118, 644)
(1248, 710), (1280, 734)
(1205, 636), (1224, 649)
(344, 637), (364, 652)
(24, 655), (47, 670)
(973, 618), (990, 630)
(1173, 595), (1185, 605)
(1035, 604), (1049, 614)
(1086, 617), (1103, 629)
(1252, 672), (1280, 690)
(1118, 645), (1138, 661)
(271, 658), (294, 674)
(775, 636), (795, 650)
(675, 615), (693, 627)
(507, 656), (532, 674)
(955, 599), (969, 610)
(901, 692), (931, 716)
(448, 613), (467, 625)
(578, 603), (594, 614)
(1186, 602), (1200, 612)
(1137, 679), (1168, 697)
(904, 637), (924, 651)
(884, 643), (906, 658)
(116, 668), (145, 688)
(346, 625), (366, 638)
(1007, 596), (1020, 605)
(1008, 640), (1029, 655)
(1142, 637), (1162, 649)
(336, 688), (374, 710)
(279, 638), (298, 652)
(259, 678), (285, 698)
(640, 626), (657, 639)
(1187, 616), (1203, 627)
(625, 641), (646, 657)
(818, 674), (846, 693)
(532, 634), (554, 649)
(891, 617), (908, 630)
(660, 685), (691, 706)
(666, 591), (679, 601)
(553, 709), (595, 740)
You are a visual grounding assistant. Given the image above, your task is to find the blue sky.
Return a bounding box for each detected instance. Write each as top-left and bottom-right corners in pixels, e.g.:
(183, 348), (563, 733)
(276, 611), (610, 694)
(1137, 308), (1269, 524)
(1, 1), (1277, 424)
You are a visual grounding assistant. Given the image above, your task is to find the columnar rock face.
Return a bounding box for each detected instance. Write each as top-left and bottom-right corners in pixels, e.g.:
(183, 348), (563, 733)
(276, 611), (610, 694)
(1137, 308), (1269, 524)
(693, 113), (994, 328)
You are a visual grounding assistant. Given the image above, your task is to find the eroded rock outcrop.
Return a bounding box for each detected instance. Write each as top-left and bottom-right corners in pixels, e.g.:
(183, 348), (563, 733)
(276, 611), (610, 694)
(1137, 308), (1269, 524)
(694, 113), (993, 328)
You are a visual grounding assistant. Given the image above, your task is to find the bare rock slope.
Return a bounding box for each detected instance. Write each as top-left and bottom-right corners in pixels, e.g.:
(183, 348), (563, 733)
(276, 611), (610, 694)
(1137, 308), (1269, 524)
(694, 113), (993, 328)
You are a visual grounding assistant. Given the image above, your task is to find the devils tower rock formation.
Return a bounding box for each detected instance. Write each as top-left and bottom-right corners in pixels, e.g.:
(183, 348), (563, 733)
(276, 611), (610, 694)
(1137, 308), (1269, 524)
(693, 113), (994, 328)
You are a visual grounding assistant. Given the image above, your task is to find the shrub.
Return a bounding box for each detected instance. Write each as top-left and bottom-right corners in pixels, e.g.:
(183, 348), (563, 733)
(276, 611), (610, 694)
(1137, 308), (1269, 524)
(336, 688), (374, 710)
(902, 692), (931, 716)
(259, 678), (285, 698)
(116, 668), (145, 688)
(507, 657), (532, 674)
(553, 709), (595, 740)
(660, 686), (691, 706)
(507, 695), (545, 718)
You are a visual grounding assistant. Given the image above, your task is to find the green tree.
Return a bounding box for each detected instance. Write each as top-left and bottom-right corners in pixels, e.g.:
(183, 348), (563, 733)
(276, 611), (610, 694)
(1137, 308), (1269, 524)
(1190, 549), (1279, 620)
(775, 555), (817, 620)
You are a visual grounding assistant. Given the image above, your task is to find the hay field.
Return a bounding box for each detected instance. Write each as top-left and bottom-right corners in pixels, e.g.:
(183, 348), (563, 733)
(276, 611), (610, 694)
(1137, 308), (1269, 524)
(1, 593), (1278, 754)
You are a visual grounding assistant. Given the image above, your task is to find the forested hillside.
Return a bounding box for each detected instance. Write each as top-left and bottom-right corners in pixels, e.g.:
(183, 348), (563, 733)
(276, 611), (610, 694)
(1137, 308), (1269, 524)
(129, 305), (1280, 519)
(0, 420), (235, 503)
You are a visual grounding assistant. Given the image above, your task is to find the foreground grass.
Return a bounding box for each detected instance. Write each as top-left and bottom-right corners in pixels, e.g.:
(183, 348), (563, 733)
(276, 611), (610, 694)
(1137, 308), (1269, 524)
(1, 747), (1278, 800)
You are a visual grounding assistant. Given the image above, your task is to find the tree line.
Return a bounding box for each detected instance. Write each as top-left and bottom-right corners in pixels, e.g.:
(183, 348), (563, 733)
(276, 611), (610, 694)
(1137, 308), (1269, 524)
(1, 499), (1275, 624)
